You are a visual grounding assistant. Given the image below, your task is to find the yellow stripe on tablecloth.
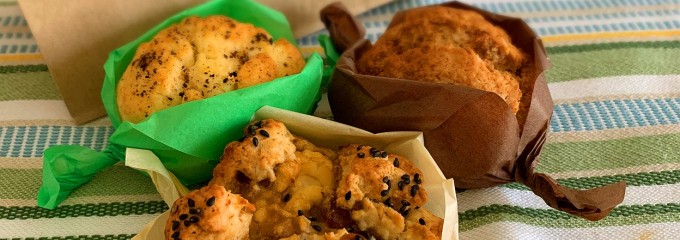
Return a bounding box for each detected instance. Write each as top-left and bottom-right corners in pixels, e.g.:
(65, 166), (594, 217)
(0, 54), (43, 62)
(542, 30), (680, 44)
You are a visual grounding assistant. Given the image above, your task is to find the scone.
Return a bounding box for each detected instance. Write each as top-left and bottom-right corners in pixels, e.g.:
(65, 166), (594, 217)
(357, 6), (529, 116)
(211, 120), (339, 239)
(334, 144), (442, 240)
(165, 185), (255, 240)
(116, 16), (306, 123)
(171, 119), (444, 239)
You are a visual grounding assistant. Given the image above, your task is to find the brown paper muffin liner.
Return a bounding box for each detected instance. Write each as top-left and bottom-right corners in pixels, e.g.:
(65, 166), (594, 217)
(321, 1), (625, 221)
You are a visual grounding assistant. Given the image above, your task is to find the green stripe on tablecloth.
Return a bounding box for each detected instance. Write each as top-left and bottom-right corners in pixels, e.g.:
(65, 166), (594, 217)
(0, 2), (17, 6)
(0, 72), (60, 101)
(502, 170), (680, 191)
(546, 41), (680, 55)
(0, 201), (166, 220)
(546, 46), (680, 83)
(13, 234), (135, 240)
(0, 165), (157, 199)
(537, 133), (680, 173)
(0, 64), (48, 74)
(459, 203), (680, 231)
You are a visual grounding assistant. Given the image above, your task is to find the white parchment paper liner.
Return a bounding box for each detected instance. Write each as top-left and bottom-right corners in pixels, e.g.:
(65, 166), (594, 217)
(128, 106), (458, 239)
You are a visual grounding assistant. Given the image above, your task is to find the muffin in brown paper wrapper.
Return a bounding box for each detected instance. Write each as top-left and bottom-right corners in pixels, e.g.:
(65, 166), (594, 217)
(321, 2), (625, 221)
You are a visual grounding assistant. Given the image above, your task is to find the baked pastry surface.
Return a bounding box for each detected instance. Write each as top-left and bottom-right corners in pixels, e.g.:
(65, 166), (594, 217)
(117, 16), (305, 123)
(169, 119), (443, 239)
(165, 185), (255, 240)
(357, 6), (529, 115)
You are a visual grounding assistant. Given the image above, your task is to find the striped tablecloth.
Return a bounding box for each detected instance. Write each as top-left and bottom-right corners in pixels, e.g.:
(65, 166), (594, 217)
(1, 0), (680, 239)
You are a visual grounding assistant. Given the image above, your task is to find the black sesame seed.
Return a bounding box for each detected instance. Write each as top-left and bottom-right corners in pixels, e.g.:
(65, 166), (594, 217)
(381, 151), (388, 158)
(381, 190), (389, 196)
(414, 173), (422, 184)
(238, 135), (246, 142)
(383, 198), (393, 208)
(252, 137), (259, 147)
(385, 179), (391, 190)
(399, 204), (409, 213)
(382, 176), (389, 183)
(206, 197), (215, 207)
(411, 185), (419, 197)
(179, 214), (188, 220)
(172, 221), (179, 230)
(283, 193), (291, 202)
(415, 206), (421, 210)
(308, 216), (318, 222)
(371, 151), (380, 157)
(189, 208), (198, 214)
(401, 200), (411, 206)
(312, 225), (322, 232)
(189, 216), (199, 223)
(345, 191), (352, 201)
(393, 158), (400, 167)
(356, 145), (363, 151)
(357, 152), (365, 158)
(187, 198), (195, 207)
(402, 209), (410, 216)
(259, 130), (269, 137)
(248, 125), (257, 135)
(419, 218), (426, 225)
(398, 181), (405, 190)
(255, 121), (263, 128)
(369, 147), (378, 153)
(298, 210), (303, 216)
(172, 231), (180, 238)
(183, 220), (191, 227)
(401, 174), (411, 184)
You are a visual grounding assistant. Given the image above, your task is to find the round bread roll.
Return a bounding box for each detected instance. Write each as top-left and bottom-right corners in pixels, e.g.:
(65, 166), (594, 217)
(357, 6), (528, 115)
(116, 16), (305, 123)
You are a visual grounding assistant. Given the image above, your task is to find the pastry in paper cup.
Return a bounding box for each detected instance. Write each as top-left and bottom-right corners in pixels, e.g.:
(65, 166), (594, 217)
(320, 2), (625, 220)
(37, 0), (324, 210)
(130, 106), (459, 240)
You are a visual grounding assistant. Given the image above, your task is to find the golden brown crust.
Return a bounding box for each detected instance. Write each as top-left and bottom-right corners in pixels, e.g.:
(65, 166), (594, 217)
(334, 144), (441, 239)
(164, 185), (255, 240)
(174, 120), (443, 239)
(357, 6), (527, 115)
(335, 144), (427, 210)
(210, 120), (341, 239)
(116, 16), (305, 123)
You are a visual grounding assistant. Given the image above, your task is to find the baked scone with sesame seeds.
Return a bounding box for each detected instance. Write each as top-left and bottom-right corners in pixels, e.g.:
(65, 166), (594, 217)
(171, 120), (443, 239)
(164, 185), (255, 240)
(116, 16), (305, 123)
(357, 6), (530, 116)
(210, 119), (341, 239)
(333, 144), (442, 240)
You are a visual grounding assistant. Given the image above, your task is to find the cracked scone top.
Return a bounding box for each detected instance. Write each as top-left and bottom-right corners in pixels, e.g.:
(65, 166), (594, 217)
(170, 119), (444, 239)
(165, 185), (255, 240)
(116, 16), (305, 123)
(357, 6), (530, 115)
